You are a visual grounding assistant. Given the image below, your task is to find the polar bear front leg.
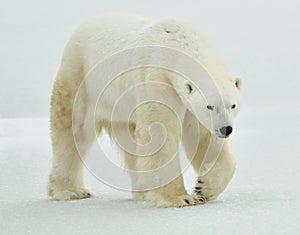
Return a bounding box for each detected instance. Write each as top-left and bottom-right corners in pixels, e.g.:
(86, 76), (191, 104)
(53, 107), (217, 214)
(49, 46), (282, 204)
(192, 140), (236, 202)
(182, 110), (236, 203)
(125, 151), (203, 207)
(122, 104), (203, 208)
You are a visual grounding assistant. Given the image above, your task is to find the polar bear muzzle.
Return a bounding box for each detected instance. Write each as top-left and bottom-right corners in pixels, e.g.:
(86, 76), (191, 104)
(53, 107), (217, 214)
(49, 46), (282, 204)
(219, 126), (233, 138)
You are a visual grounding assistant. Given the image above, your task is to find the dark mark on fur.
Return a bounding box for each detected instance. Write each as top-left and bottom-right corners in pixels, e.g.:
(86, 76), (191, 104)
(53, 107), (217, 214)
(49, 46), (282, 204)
(184, 199), (190, 204)
(198, 197), (205, 202)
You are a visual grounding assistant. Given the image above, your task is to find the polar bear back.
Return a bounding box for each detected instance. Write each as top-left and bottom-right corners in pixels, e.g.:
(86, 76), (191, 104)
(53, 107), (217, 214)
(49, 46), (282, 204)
(63, 14), (153, 73)
(62, 13), (233, 84)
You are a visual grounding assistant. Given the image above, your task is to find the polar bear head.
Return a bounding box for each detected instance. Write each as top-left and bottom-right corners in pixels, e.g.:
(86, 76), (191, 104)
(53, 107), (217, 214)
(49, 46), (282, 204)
(172, 76), (242, 138)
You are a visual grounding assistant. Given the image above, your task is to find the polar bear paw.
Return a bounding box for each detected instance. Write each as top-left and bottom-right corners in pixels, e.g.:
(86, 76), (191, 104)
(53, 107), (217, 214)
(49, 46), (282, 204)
(154, 194), (206, 208)
(193, 179), (218, 202)
(48, 175), (93, 200)
(50, 188), (93, 201)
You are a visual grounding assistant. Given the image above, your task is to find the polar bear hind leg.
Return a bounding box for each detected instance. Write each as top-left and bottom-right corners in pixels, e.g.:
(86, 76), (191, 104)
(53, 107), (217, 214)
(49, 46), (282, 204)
(47, 69), (93, 201)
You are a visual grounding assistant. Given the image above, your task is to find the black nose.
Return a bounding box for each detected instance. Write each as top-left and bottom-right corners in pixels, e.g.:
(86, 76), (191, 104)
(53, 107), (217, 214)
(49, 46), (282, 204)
(220, 126), (233, 137)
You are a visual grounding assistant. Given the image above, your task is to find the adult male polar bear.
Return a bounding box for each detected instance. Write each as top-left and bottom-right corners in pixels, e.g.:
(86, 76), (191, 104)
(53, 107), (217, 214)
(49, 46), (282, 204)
(48, 14), (242, 207)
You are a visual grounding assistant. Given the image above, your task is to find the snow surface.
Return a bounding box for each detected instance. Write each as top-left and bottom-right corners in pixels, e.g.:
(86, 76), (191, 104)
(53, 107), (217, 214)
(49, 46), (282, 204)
(0, 112), (299, 235)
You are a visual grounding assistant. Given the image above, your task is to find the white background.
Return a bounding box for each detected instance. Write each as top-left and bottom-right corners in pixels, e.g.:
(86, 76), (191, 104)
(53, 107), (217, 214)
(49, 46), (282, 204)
(0, 0), (299, 234)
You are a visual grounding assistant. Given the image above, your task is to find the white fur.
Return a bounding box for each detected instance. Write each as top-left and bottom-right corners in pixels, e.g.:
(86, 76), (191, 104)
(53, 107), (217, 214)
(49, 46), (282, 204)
(48, 14), (242, 207)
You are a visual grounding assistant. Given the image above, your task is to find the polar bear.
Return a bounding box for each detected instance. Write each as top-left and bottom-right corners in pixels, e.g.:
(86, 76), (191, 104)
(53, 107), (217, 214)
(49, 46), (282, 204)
(48, 14), (242, 207)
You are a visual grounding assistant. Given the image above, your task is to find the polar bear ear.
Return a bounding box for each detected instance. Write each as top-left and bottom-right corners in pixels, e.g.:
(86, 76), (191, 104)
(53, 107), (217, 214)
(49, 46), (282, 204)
(235, 77), (242, 90)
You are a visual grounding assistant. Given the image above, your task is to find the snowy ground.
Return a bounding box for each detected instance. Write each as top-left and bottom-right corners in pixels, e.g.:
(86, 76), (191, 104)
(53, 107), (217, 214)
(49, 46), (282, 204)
(0, 108), (299, 235)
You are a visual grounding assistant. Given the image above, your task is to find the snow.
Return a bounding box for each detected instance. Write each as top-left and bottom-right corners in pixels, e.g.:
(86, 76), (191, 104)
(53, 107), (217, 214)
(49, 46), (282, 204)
(0, 113), (299, 235)
(1, 0), (300, 234)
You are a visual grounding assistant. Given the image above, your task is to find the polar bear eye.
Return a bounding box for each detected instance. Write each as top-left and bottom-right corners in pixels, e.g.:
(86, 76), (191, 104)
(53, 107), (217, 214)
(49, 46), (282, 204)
(186, 83), (193, 94)
(207, 105), (214, 110)
(231, 104), (236, 109)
